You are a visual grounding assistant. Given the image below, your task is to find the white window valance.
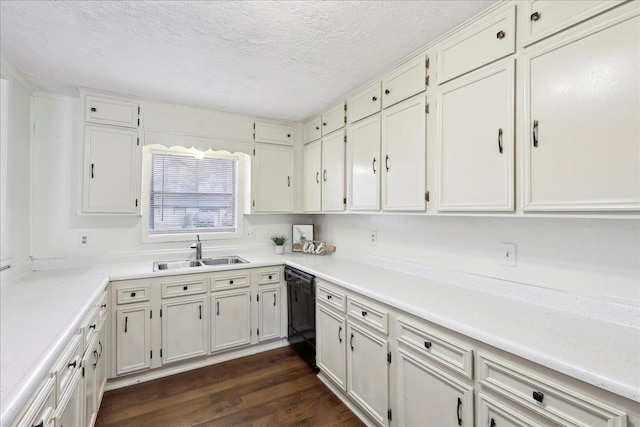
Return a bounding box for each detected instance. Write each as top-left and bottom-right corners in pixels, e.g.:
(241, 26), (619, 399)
(143, 130), (252, 155)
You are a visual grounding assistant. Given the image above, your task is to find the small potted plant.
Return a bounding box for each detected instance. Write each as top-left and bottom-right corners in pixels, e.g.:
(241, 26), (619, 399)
(271, 235), (288, 254)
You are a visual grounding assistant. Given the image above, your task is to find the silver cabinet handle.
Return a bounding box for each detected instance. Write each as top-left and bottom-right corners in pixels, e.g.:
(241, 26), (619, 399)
(338, 326), (342, 343)
(372, 158), (377, 174)
(385, 155), (390, 171)
(350, 333), (354, 350)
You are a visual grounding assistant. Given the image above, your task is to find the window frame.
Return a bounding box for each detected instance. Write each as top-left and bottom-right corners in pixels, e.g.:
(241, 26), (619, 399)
(140, 144), (246, 243)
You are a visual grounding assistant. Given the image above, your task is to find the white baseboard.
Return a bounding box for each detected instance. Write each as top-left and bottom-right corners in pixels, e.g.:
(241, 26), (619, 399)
(105, 339), (289, 391)
(317, 372), (377, 427)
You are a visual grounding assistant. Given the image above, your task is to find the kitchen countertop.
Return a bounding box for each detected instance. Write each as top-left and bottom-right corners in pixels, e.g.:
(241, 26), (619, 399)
(2, 251), (639, 426)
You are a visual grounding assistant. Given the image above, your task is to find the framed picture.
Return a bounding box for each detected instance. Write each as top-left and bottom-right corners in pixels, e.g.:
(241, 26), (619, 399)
(292, 224), (314, 251)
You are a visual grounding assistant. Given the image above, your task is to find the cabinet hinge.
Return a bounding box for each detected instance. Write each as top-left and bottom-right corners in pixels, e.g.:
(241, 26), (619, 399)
(160, 309), (162, 317)
(150, 310), (152, 319)
(150, 350), (153, 359)
(344, 104), (347, 111)
(257, 294), (259, 302)
(253, 148), (256, 156)
(425, 191), (430, 202)
(257, 328), (260, 336)
(343, 197), (347, 205)
(387, 351), (392, 364)
(137, 118), (140, 126)
(160, 348), (163, 358)
(253, 123), (256, 130)
(135, 199), (138, 207)
(252, 200), (255, 208)
(425, 103), (430, 114)
(250, 329), (252, 337)
(344, 135), (347, 143)
(388, 409), (392, 421)
(344, 115), (347, 124)
(137, 137), (140, 146)
(82, 366), (85, 378)
(425, 57), (430, 69)
(425, 75), (430, 87)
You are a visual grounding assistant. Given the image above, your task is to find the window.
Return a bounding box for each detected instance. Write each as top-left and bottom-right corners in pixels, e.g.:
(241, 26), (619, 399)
(142, 145), (246, 242)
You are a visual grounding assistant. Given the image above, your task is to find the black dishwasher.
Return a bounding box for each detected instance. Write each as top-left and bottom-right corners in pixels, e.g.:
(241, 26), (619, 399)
(285, 266), (318, 372)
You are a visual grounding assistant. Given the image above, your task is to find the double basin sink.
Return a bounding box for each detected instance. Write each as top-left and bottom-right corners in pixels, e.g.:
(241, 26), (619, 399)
(153, 256), (249, 271)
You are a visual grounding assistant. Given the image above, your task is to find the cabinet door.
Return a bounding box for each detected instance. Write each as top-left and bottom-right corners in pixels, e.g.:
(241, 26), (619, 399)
(258, 286), (281, 341)
(348, 82), (382, 124)
(438, 60), (514, 211)
(347, 322), (389, 426)
(211, 289), (251, 352)
(304, 116), (322, 143)
(523, 15), (640, 211)
(253, 143), (293, 212)
(162, 296), (208, 364)
(322, 103), (346, 136)
(85, 95), (139, 128)
(83, 337), (98, 427)
(254, 121), (293, 145)
(382, 55), (428, 109)
(477, 393), (544, 427)
(397, 347), (473, 427)
(116, 304), (150, 376)
(317, 305), (347, 391)
(303, 139), (322, 212)
(381, 94), (427, 211)
(95, 319), (108, 406)
(83, 125), (139, 214)
(348, 114), (381, 211)
(322, 131), (345, 212)
(55, 371), (82, 427)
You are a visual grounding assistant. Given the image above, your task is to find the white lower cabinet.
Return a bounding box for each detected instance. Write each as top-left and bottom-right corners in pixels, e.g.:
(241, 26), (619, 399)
(317, 304), (347, 391)
(54, 371), (82, 427)
(210, 288), (251, 352)
(162, 296), (208, 363)
(82, 336), (98, 427)
(95, 322), (108, 408)
(258, 286), (281, 341)
(477, 393), (544, 427)
(115, 304), (151, 375)
(347, 321), (389, 427)
(397, 347), (473, 426)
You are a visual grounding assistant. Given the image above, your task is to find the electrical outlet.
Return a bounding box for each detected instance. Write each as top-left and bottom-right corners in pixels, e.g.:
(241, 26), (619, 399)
(78, 232), (90, 248)
(499, 243), (516, 267)
(246, 229), (256, 239)
(370, 231), (377, 245)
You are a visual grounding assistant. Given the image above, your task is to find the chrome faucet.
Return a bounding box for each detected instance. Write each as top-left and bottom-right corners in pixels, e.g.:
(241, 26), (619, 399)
(191, 235), (202, 260)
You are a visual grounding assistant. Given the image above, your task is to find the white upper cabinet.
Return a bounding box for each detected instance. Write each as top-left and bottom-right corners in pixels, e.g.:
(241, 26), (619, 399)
(382, 54), (429, 109)
(85, 95), (139, 128)
(348, 114), (381, 211)
(252, 143), (293, 213)
(254, 121), (293, 145)
(322, 102), (347, 136)
(437, 60), (515, 211)
(437, 5), (516, 84)
(347, 82), (382, 124)
(381, 94), (427, 211)
(522, 0), (625, 46)
(523, 12), (640, 211)
(303, 139), (322, 212)
(82, 125), (139, 214)
(304, 116), (322, 143)
(322, 131), (346, 212)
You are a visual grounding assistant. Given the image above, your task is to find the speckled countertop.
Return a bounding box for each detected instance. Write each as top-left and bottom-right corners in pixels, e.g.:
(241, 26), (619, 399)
(2, 251), (639, 426)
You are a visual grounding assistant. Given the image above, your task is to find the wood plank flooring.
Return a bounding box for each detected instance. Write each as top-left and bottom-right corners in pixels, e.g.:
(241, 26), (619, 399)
(96, 347), (364, 427)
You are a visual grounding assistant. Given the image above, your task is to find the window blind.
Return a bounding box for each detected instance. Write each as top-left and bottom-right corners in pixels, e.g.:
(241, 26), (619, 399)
(149, 153), (238, 234)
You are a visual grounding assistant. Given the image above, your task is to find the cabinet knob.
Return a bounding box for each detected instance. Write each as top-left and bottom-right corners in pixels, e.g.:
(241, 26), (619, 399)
(496, 30), (505, 39)
(327, 295), (332, 300)
(361, 310), (367, 317)
(424, 341), (432, 349)
(268, 275), (272, 280)
(315, 126), (320, 130)
(385, 89), (390, 95)
(67, 360), (77, 369)
(372, 96), (377, 101)
(131, 292), (136, 297)
(323, 122), (327, 126)
(90, 107), (97, 112)
(89, 324), (96, 330)
(490, 418), (496, 427)
(230, 280), (234, 284)
(183, 286), (188, 291)
(530, 11), (541, 21)
(101, 303), (107, 309)
(287, 134), (291, 138)
(532, 391), (544, 403)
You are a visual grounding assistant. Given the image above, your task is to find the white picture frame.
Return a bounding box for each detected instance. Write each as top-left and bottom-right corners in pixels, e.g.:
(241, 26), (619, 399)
(292, 224), (314, 252)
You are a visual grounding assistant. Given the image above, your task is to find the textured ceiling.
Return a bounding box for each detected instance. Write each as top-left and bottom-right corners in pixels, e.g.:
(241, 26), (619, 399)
(0, 1), (495, 122)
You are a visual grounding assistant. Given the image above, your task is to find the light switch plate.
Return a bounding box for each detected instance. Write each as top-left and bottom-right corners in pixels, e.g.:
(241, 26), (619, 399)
(499, 243), (516, 267)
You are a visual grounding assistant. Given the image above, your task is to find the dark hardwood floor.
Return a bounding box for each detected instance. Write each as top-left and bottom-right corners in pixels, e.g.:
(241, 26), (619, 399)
(96, 346), (364, 427)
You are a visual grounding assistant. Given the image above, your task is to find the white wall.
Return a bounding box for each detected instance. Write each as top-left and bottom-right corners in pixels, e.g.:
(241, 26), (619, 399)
(31, 93), (304, 259)
(314, 214), (640, 304)
(0, 58), (32, 268)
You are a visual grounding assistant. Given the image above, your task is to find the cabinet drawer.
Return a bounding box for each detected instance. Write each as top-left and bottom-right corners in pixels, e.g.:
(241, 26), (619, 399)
(82, 307), (99, 351)
(85, 95), (139, 128)
(477, 393), (543, 427)
(211, 272), (250, 290)
(437, 5), (515, 84)
(397, 318), (473, 379)
(304, 116), (322, 143)
(97, 288), (108, 322)
(317, 283), (346, 313)
(254, 121), (294, 145)
(322, 103), (346, 136)
(522, 1), (624, 47)
(382, 54), (428, 109)
(52, 334), (82, 406)
(347, 297), (388, 335)
(257, 269), (281, 285)
(162, 278), (207, 298)
(348, 82), (382, 123)
(116, 284), (150, 304)
(16, 376), (55, 427)
(478, 353), (627, 426)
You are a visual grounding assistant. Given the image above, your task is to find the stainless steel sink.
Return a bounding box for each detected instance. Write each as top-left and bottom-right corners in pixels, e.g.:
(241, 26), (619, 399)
(153, 256), (248, 271)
